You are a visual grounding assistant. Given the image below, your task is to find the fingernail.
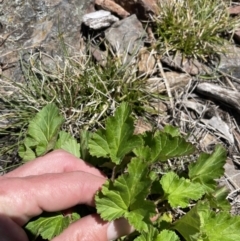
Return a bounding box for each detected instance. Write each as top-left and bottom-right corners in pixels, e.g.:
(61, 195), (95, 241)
(107, 218), (134, 241)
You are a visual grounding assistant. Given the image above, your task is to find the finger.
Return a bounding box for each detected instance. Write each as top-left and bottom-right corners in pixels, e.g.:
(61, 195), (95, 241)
(0, 172), (106, 225)
(5, 150), (104, 178)
(0, 214), (28, 241)
(52, 214), (134, 241)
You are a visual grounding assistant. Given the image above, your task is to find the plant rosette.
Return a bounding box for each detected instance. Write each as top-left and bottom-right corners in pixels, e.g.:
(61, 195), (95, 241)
(21, 103), (239, 241)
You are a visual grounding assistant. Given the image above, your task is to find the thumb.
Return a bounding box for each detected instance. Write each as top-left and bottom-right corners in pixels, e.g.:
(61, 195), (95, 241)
(52, 214), (134, 241)
(0, 215), (28, 241)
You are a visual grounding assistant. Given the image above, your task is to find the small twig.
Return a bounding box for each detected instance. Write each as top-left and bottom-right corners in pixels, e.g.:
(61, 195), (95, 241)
(154, 197), (164, 205)
(217, 69), (240, 85)
(0, 30), (18, 47)
(157, 59), (175, 114)
(224, 172), (240, 190)
(111, 165), (117, 181)
(225, 75), (237, 91)
(146, 26), (156, 45)
(227, 187), (240, 199)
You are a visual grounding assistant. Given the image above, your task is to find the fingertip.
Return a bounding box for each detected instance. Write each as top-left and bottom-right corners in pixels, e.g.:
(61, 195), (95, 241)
(52, 214), (108, 241)
(52, 215), (134, 241)
(5, 149), (105, 178)
(107, 218), (134, 241)
(0, 172), (106, 225)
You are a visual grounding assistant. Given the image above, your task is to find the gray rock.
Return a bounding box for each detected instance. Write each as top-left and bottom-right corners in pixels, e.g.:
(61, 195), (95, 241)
(82, 10), (119, 30)
(114, 0), (159, 20)
(161, 53), (212, 76)
(0, 0), (92, 82)
(220, 158), (240, 193)
(218, 45), (240, 79)
(105, 14), (147, 57)
(146, 72), (192, 94)
(23, 20), (54, 47)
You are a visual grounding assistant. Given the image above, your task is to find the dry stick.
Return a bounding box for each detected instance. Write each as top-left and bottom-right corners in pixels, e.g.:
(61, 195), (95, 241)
(157, 59), (175, 115)
(196, 82), (240, 113)
(225, 76), (237, 91)
(224, 172), (240, 191)
(227, 187), (240, 200)
(217, 69), (240, 85)
(0, 29), (18, 47)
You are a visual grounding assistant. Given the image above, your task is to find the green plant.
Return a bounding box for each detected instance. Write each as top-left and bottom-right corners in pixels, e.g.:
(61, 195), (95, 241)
(18, 103), (80, 161)
(153, 0), (239, 60)
(0, 44), (160, 164)
(22, 103), (240, 241)
(2, 48), (154, 129)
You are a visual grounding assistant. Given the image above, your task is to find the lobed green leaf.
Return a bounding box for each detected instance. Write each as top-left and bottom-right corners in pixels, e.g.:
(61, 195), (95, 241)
(25, 212), (80, 240)
(134, 227), (180, 241)
(88, 129), (110, 158)
(188, 145), (227, 192)
(55, 131), (80, 158)
(89, 103), (143, 165)
(134, 226), (159, 241)
(95, 157), (156, 232)
(18, 137), (38, 161)
(134, 130), (195, 163)
(79, 130), (91, 160)
(160, 172), (205, 208)
(157, 230), (180, 241)
(173, 202), (204, 241)
(201, 210), (240, 241)
(19, 103), (64, 161)
(206, 186), (231, 211)
(163, 125), (181, 137)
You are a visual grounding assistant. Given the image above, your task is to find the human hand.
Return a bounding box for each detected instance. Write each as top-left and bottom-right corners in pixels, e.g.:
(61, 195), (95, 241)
(0, 150), (133, 241)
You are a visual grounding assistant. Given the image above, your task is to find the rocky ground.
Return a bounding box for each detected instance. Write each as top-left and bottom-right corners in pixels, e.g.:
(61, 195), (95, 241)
(1, 0), (240, 214)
